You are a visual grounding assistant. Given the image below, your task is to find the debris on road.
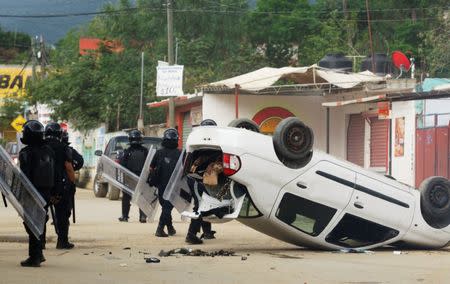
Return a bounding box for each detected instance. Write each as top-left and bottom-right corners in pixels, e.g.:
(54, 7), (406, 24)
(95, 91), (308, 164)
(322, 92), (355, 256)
(145, 257), (160, 263)
(241, 256), (247, 261)
(158, 248), (236, 257)
(123, 247), (131, 250)
(119, 263), (127, 267)
(336, 249), (374, 254)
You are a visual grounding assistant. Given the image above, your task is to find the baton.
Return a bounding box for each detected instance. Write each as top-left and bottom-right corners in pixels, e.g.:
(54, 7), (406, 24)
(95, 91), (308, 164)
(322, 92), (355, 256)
(49, 205), (59, 235)
(2, 193), (7, 207)
(72, 192), (76, 224)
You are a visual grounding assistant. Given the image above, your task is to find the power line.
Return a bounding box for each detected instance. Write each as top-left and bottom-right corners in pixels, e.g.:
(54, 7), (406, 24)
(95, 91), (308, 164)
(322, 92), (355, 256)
(0, 5), (446, 18)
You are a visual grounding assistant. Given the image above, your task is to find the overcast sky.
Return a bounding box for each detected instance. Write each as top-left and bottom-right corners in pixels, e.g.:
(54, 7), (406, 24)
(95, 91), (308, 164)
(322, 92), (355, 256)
(0, 0), (119, 43)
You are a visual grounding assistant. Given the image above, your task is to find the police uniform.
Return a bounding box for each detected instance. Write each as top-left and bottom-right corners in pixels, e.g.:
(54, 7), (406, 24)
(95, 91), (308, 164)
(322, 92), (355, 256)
(45, 123), (75, 249)
(118, 132), (148, 222)
(19, 120), (54, 267)
(149, 128), (180, 237)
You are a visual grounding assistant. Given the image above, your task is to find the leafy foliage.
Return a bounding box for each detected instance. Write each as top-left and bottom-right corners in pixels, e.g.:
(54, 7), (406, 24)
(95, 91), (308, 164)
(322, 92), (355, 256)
(26, 0), (450, 131)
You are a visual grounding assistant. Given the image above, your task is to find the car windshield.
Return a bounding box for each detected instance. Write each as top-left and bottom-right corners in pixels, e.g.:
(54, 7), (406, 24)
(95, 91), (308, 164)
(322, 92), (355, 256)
(113, 137), (162, 152)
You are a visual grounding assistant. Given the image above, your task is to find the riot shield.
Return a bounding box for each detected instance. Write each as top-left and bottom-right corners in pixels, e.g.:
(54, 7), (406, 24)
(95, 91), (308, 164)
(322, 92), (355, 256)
(131, 146), (159, 222)
(163, 150), (194, 213)
(99, 155), (138, 196)
(0, 146), (47, 239)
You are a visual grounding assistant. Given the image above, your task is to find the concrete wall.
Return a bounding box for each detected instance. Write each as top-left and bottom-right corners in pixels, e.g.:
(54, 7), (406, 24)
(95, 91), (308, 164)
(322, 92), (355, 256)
(390, 101), (416, 186)
(203, 93), (376, 161)
(203, 94), (328, 150)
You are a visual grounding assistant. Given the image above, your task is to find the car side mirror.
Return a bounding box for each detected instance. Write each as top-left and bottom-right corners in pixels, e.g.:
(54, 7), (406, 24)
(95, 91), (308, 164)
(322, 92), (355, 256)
(94, 150), (103, 156)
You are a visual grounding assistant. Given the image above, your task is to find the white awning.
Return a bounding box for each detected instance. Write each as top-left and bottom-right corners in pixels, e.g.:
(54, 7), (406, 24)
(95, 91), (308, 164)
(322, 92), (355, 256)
(207, 65), (385, 92)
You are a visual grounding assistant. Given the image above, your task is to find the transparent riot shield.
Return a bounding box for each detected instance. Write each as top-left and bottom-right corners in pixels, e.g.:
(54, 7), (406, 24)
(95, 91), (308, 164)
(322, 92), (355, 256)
(0, 146), (47, 239)
(163, 150), (194, 213)
(99, 155), (138, 196)
(131, 146), (159, 222)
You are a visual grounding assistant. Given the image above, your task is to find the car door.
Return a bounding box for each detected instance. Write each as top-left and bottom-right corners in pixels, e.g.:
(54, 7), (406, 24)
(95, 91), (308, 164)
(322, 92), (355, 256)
(344, 173), (415, 237)
(273, 160), (356, 237)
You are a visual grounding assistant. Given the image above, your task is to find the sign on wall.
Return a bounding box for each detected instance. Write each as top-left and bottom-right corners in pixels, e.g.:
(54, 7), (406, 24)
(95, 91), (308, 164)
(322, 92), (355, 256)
(395, 117), (405, 157)
(190, 106), (202, 126)
(156, 65), (184, 97)
(0, 67), (33, 97)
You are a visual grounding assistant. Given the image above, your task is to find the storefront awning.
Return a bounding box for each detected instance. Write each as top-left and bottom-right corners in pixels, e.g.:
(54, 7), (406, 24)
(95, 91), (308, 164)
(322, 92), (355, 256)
(147, 94), (202, 108)
(322, 90), (450, 107)
(202, 65), (386, 95)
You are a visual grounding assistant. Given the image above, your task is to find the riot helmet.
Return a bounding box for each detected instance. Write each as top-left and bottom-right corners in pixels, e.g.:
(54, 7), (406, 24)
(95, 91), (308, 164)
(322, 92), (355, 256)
(45, 122), (62, 140)
(62, 130), (70, 144)
(128, 129), (143, 145)
(200, 119), (217, 126)
(21, 120), (44, 145)
(162, 128), (179, 149)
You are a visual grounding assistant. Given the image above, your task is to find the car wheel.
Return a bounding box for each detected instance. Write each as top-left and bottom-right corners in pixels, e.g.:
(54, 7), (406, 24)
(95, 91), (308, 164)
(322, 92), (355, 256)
(93, 174), (108, 198)
(108, 185), (121, 200)
(420, 176), (450, 229)
(228, 118), (260, 133)
(273, 117), (314, 169)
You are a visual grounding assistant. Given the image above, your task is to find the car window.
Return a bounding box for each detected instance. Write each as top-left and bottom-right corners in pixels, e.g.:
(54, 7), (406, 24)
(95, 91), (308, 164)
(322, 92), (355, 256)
(276, 192), (337, 237)
(142, 138), (162, 150)
(114, 139), (129, 152)
(325, 213), (399, 248)
(110, 137), (162, 153)
(11, 144), (18, 154)
(239, 196), (262, 218)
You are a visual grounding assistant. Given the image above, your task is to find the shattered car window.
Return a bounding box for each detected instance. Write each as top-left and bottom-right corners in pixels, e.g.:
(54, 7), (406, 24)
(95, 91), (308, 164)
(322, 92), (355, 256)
(276, 193), (336, 237)
(325, 214), (399, 248)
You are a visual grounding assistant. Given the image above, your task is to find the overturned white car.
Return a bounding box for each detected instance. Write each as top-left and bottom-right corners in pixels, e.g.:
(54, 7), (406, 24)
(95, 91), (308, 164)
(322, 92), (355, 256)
(165, 117), (450, 250)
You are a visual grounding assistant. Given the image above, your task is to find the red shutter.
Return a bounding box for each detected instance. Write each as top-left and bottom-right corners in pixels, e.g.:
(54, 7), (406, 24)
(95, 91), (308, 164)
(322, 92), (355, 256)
(347, 114), (365, 167)
(370, 117), (389, 168)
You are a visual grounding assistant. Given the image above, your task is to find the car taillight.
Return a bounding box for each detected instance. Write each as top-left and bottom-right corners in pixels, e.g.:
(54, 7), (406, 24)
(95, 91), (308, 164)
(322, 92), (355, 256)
(223, 153), (241, 176)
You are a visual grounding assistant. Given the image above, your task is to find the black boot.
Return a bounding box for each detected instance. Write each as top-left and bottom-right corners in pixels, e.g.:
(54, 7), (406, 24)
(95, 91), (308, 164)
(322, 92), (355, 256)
(20, 257), (41, 267)
(118, 216), (129, 222)
(201, 230), (216, 240)
(56, 239), (75, 250)
(185, 233), (203, 245)
(155, 226), (168, 237)
(167, 225), (176, 236)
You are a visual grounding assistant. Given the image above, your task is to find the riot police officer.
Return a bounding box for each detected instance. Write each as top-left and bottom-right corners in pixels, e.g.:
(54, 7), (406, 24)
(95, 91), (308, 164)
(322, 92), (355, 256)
(45, 122), (75, 249)
(148, 128), (180, 237)
(61, 130), (84, 226)
(19, 120), (55, 267)
(118, 129), (148, 223)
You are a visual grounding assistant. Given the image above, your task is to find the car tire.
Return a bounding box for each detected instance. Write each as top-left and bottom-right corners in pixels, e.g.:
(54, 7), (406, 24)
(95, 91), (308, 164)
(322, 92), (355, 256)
(93, 174), (108, 198)
(420, 176), (450, 229)
(228, 118), (260, 133)
(108, 185), (121, 200)
(273, 117), (314, 169)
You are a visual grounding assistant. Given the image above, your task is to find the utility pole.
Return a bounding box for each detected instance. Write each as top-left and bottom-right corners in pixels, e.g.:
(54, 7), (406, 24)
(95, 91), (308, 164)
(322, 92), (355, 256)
(31, 36), (38, 81)
(167, 0), (175, 128)
(138, 51), (144, 131)
(365, 0), (376, 73)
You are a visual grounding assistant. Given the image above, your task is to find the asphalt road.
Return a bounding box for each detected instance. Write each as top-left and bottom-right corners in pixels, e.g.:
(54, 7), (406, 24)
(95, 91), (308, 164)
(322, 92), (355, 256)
(1, 189), (450, 284)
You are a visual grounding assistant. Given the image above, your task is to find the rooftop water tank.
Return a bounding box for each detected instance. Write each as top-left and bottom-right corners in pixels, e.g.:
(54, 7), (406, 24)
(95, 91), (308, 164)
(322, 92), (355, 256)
(361, 53), (392, 75)
(318, 53), (353, 72)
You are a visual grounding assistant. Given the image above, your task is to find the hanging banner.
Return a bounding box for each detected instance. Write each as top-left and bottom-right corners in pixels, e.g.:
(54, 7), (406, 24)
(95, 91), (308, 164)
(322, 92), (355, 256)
(156, 65), (184, 97)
